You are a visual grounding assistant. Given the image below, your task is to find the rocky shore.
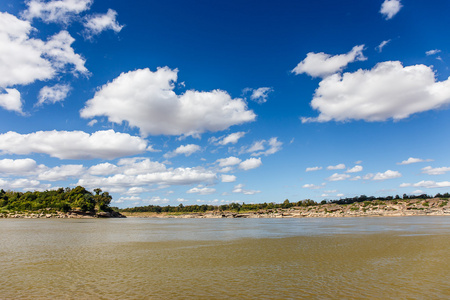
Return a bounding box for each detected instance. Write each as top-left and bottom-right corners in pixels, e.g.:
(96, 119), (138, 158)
(0, 210), (126, 219)
(122, 198), (450, 219)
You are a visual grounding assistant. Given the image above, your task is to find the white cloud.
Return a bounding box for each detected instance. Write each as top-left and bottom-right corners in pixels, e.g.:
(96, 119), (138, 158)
(380, 0), (402, 20)
(346, 165), (363, 173)
(187, 186), (216, 195)
(37, 164), (85, 181)
(80, 67), (256, 137)
(421, 166), (450, 175)
(397, 157), (433, 165)
(22, 0), (93, 24)
(77, 167), (216, 189)
(0, 130), (148, 159)
(232, 183), (260, 195)
(372, 170), (402, 181)
(88, 162), (118, 176)
(164, 144), (201, 158)
(216, 156), (242, 167)
(37, 84), (71, 106)
(83, 9), (123, 38)
(292, 45), (366, 78)
(243, 87), (273, 104)
(301, 61), (450, 123)
(327, 164), (345, 170)
(221, 174), (236, 183)
(302, 183), (323, 189)
(376, 40), (390, 52)
(326, 173), (350, 181)
(426, 49), (441, 56)
(239, 158), (262, 171)
(87, 119), (97, 127)
(401, 180), (450, 189)
(0, 158), (38, 174)
(0, 88), (23, 113)
(241, 137), (282, 157)
(305, 166), (322, 172)
(350, 176), (361, 181)
(0, 178), (50, 191)
(216, 132), (246, 145)
(143, 196), (170, 204)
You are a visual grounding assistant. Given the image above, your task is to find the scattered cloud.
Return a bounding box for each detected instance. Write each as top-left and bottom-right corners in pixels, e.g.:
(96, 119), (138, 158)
(80, 67), (256, 137)
(22, 0), (93, 24)
(241, 137), (282, 156)
(397, 157), (433, 165)
(221, 174), (236, 183)
(214, 132), (246, 146)
(243, 87), (273, 104)
(37, 84), (71, 106)
(372, 170), (402, 181)
(376, 40), (391, 52)
(0, 130), (148, 159)
(301, 61), (450, 123)
(346, 165), (363, 173)
(0, 88), (23, 114)
(380, 0), (402, 20)
(327, 163), (345, 170)
(421, 166), (450, 175)
(0, 158), (38, 174)
(305, 166), (322, 172)
(326, 173), (351, 181)
(186, 186), (216, 195)
(232, 183), (260, 195)
(302, 183), (323, 189)
(83, 9), (123, 38)
(292, 45), (366, 78)
(426, 49), (441, 56)
(37, 164), (85, 181)
(216, 156), (242, 167)
(239, 157), (262, 170)
(400, 180), (450, 189)
(164, 144), (201, 158)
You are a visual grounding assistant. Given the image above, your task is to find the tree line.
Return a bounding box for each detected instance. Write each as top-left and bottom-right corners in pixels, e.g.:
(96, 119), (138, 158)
(0, 186), (113, 213)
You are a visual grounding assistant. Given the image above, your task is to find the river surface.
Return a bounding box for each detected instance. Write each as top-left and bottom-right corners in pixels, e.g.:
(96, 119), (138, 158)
(1, 216), (449, 299)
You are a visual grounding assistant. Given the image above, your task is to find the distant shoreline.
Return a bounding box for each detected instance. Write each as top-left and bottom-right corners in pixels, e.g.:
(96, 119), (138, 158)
(122, 198), (450, 219)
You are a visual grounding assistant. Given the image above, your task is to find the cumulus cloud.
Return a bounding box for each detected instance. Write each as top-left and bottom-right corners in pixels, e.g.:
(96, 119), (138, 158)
(421, 166), (450, 175)
(302, 183), (323, 189)
(372, 170), (402, 181)
(426, 49), (441, 56)
(187, 186), (216, 195)
(88, 162), (118, 176)
(305, 166), (322, 172)
(0, 89), (23, 113)
(243, 87), (273, 104)
(83, 9), (123, 38)
(240, 137), (282, 157)
(37, 84), (71, 106)
(327, 164), (345, 170)
(346, 165), (363, 173)
(80, 67), (256, 137)
(376, 40), (390, 52)
(400, 180), (450, 189)
(37, 164), (85, 181)
(0, 178), (50, 191)
(22, 0), (93, 23)
(216, 156), (242, 167)
(221, 174), (236, 183)
(214, 132), (246, 146)
(164, 144), (201, 158)
(0, 130), (148, 159)
(292, 45), (366, 78)
(326, 173), (350, 181)
(397, 157), (433, 165)
(232, 183), (260, 195)
(0, 158), (38, 174)
(380, 0), (402, 20)
(239, 158), (262, 170)
(301, 61), (450, 123)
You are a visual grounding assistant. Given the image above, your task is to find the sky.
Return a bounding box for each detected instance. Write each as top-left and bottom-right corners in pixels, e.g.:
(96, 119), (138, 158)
(0, 0), (450, 208)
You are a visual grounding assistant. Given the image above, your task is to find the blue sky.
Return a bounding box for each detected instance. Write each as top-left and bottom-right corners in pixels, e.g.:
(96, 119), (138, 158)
(1, 0), (450, 207)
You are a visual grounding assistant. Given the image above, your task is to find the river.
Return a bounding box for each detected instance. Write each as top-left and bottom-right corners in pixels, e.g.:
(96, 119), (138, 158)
(1, 216), (449, 299)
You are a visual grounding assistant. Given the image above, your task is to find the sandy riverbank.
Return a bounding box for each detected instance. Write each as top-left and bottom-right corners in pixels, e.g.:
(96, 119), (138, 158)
(122, 198), (450, 218)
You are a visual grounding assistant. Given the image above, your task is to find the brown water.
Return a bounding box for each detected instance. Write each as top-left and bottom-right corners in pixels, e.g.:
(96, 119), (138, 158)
(1, 217), (449, 299)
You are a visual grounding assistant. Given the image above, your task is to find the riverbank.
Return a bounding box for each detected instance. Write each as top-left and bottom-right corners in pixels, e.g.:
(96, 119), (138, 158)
(122, 198), (450, 218)
(0, 210), (126, 218)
